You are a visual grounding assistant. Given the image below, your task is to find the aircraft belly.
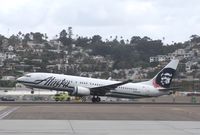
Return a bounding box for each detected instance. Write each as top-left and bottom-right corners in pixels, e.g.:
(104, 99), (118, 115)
(106, 92), (152, 99)
(25, 83), (73, 92)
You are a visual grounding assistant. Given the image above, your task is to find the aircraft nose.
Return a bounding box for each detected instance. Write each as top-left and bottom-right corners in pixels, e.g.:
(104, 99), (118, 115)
(16, 77), (24, 83)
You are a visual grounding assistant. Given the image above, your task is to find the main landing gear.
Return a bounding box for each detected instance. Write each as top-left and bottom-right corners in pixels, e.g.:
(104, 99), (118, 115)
(31, 88), (34, 94)
(92, 96), (101, 103)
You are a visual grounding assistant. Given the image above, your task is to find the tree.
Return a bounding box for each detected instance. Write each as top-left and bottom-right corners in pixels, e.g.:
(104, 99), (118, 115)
(120, 39), (125, 45)
(68, 27), (73, 39)
(22, 33), (31, 46)
(31, 32), (44, 43)
(142, 36), (152, 41)
(8, 35), (20, 47)
(75, 36), (90, 46)
(59, 29), (72, 47)
(44, 33), (48, 41)
(24, 33), (31, 41)
(0, 34), (6, 49)
(17, 31), (23, 40)
(190, 35), (200, 43)
(130, 36), (141, 45)
(60, 29), (67, 38)
(91, 35), (102, 45)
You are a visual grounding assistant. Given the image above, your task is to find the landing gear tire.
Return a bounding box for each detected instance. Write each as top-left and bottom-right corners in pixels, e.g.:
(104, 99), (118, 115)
(92, 97), (96, 103)
(31, 90), (34, 94)
(92, 96), (101, 103)
(97, 97), (101, 102)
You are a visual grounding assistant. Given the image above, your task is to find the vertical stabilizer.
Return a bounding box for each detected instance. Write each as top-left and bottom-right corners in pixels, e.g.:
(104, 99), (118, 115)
(143, 59), (179, 88)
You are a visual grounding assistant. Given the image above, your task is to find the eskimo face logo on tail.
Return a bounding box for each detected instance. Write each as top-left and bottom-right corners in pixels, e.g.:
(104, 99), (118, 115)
(153, 68), (176, 88)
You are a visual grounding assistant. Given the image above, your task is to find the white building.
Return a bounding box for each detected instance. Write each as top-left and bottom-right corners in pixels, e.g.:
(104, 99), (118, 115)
(150, 57), (158, 63)
(4, 52), (17, 59)
(27, 41), (44, 48)
(150, 55), (173, 63)
(1, 76), (16, 81)
(173, 49), (185, 56)
(0, 52), (16, 61)
(185, 61), (198, 73)
(8, 45), (14, 52)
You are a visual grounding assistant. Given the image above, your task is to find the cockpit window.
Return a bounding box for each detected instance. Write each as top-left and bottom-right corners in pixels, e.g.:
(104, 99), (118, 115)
(25, 74), (31, 77)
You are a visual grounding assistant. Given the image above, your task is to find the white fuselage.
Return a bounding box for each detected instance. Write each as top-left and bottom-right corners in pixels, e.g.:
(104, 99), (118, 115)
(17, 73), (168, 99)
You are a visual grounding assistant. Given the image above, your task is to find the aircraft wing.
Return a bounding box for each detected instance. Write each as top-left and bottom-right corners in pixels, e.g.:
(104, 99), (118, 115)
(90, 79), (132, 95)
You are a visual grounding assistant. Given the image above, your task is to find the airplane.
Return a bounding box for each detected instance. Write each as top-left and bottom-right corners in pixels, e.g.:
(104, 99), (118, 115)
(17, 59), (179, 103)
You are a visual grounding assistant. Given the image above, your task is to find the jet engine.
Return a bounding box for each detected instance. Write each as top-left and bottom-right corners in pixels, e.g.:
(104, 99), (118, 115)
(69, 86), (90, 96)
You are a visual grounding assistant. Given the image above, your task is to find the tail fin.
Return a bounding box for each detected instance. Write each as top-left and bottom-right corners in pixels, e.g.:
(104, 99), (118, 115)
(143, 59), (179, 88)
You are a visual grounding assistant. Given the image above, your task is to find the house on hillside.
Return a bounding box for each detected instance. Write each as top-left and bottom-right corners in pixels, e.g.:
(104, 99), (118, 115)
(150, 55), (173, 63)
(1, 76), (16, 81)
(0, 53), (4, 67)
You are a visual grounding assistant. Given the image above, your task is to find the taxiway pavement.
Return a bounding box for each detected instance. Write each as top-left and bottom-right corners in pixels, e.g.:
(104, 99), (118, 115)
(0, 103), (199, 120)
(0, 120), (200, 135)
(0, 103), (200, 135)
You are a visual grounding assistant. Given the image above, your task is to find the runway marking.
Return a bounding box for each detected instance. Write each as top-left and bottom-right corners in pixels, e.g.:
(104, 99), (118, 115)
(0, 107), (20, 119)
(171, 108), (184, 111)
(68, 120), (75, 133)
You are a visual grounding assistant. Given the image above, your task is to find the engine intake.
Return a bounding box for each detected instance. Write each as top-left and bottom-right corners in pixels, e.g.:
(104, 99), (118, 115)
(70, 86), (90, 96)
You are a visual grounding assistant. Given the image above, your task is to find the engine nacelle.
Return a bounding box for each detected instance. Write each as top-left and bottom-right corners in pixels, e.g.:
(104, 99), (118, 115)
(70, 86), (90, 96)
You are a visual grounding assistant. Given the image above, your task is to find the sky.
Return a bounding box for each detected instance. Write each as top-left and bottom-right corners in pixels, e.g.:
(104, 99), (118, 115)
(0, 0), (200, 44)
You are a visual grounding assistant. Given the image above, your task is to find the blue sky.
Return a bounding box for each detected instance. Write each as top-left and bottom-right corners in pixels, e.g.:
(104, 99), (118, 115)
(0, 0), (200, 44)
